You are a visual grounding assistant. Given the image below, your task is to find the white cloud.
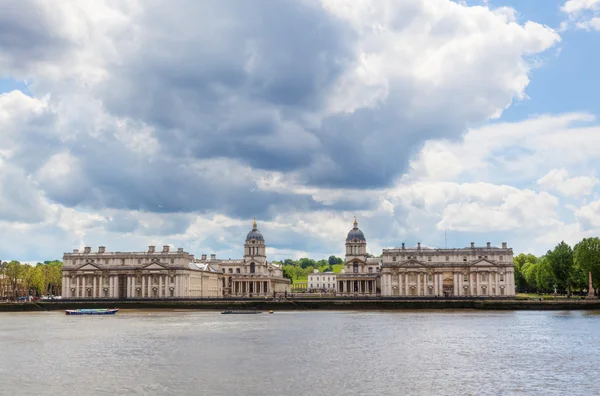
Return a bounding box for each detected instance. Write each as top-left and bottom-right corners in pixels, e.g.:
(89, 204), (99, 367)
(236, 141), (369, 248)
(561, 0), (600, 30)
(537, 168), (599, 197)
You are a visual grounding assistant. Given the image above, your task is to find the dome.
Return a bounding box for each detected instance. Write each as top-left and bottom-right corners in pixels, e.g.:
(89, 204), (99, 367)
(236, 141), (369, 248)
(246, 219), (264, 242)
(346, 217), (366, 242)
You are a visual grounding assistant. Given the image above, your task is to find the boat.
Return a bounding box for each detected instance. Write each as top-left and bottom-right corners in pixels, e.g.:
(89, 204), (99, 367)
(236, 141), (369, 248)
(221, 310), (262, 314)
(65, 308), (119, 315)
(268, 310), (274, 314)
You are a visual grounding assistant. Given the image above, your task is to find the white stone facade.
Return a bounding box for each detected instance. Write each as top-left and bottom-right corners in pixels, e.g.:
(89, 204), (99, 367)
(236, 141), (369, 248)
(380, 242), (515, 297)
(61, 245), (222, 298)
(337, 218), (380, 296)
(336, 219), (515, 297)
(308, 270), (337, 292)
(195, 220), (291, 297)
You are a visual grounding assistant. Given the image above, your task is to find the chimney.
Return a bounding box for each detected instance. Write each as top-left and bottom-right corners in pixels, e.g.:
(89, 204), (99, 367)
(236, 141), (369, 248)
(98, 246), (105, 253)
(210, 254), (216, 260)
(502, 242), (507, 249)
(148, 245), (155, 253)
(177, 248), (184, 253)
(417, 242), (421, 249)
(201, 254), (207, 261)
(84, 247), (91, 254)
(470, 242), (475, 248)
(73, 249), (79, 254)
(486, 242), (491, 248)
(402, 242), (405, 250)
(163, 245), (170, 253)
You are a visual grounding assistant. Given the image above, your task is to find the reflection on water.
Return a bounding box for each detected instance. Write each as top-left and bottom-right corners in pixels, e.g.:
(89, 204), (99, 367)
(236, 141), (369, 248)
(1, 310), (599, 395)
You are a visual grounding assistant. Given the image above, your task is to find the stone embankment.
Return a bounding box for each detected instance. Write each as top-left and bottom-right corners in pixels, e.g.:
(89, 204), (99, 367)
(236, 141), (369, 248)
(1, 298), (600, 312)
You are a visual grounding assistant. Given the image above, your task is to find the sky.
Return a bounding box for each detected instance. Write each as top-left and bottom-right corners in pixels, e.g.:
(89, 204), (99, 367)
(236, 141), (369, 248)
(1, 0), (600, 262)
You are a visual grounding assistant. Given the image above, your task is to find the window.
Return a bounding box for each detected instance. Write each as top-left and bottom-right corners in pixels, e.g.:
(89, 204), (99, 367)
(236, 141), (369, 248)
(500, 273), (504, 282)
(368, 267), (373, 273)
(121, 259), (125, 265)
(317, 277), (319, 281)
(427, 274), (432, 282)
(310, 284), (313, 288)
(250, 262), (256, 273)
(481, 273), (487, 282)
(478, 256), (482, 259)
(222, 269), (225, 273)
(445, 256), (449, 262)
(171, 259), (174, 264)
(484, 255), (488, 259)
(138, 259), (142, 264)
(236, 268), (240, 274)
(228, 268), (233, 273)
(427, 256), (432, 261)
(499, 256), (503, 261)
(464, 273), (468, 282)
(105, 259), (109, 264)
(463, 256), (467, 262)
(393, 256), (397, 262)
(353, 261), (359, 273)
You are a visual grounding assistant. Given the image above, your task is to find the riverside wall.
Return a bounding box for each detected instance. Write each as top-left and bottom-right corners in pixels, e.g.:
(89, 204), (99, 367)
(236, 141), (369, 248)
(2, 298), (600, 312)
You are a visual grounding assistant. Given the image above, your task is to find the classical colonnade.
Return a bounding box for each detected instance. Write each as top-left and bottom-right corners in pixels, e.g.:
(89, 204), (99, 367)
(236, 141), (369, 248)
(337, 279), (377, 295)
(229, 279), (270, 296)
(380, 270), (515, 297)
(62, 273), (188, 298)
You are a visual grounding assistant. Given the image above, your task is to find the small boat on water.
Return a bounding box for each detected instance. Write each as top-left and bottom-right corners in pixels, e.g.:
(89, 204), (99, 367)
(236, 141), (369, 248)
(221, 310), (262, 314)
(65, 308), (119, 316)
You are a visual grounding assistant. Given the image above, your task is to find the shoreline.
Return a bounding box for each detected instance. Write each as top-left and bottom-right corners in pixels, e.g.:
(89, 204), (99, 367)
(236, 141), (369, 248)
(2, 298), (600, 312)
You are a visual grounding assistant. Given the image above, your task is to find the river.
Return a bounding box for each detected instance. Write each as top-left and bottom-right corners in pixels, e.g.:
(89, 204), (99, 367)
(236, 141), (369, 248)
(0, 310), (599, 395)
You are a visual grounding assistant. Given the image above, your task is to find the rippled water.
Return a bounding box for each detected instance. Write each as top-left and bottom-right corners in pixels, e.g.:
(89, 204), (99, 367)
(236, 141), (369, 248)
(1, 310), (599, 395)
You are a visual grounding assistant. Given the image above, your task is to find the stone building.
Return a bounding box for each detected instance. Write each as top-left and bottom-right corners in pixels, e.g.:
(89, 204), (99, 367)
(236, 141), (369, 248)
(308, 270), (337, 292)
(61, 245), (222, 299)
(380, 242), (515, 297)
(196, 219), (291, 297)
(336, 218), (381, 296)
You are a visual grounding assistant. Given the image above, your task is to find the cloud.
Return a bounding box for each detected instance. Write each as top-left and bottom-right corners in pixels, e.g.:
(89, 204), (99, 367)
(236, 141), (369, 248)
(561, 0), (600, 30)
(0, 0), (591, 263)
(537, 169), (599, 197)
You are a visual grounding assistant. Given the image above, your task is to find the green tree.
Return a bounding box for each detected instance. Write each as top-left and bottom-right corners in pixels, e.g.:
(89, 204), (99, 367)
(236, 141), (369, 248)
(298, 258), (316, 269)
(547, 241), (574, 296)
(535, 257), (555, 293)
(513, 253), (537, 292)
(574, 237), (600, 292)
(4, 261), (24, 300)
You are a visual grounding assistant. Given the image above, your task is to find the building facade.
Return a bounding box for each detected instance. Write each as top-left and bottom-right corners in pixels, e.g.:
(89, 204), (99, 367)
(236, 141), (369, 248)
(380, 242), (515, 297)
(308, 270), (337, 292)
(196, 220), (291, 297)
(337, 218), (381, 296)
(61, 245), (222, 298)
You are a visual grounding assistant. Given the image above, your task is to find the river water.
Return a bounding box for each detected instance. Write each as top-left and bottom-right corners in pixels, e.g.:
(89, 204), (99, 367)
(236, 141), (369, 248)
(0, 310), (598, 395)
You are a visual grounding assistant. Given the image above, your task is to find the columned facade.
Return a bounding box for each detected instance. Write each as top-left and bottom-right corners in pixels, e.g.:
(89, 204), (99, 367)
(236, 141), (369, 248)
(197, 219), (291, 297)
(380, 242), (515, 297)
(61, 246), (222, 299)
(337, 218), (380, 296)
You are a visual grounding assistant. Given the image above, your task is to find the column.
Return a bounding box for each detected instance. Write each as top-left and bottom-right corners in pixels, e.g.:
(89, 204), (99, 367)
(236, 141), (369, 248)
(433, 273), (438, 296)
(82, 276), (87, 298)
(159, 276), (163, 298)
(92, 277), (96, 298)
(397, 273), (402, 296)
(113, 276), (119, 299)
(63, 276), (69, 298)
(417, 273), (421, 296)
(404, 273), (409, 296)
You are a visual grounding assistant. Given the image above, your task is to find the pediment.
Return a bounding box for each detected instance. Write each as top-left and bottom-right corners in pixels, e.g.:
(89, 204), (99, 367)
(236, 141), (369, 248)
(77, 263), (100, 271)
(470, 258), (497, 267)
(143, 263), (167, 270)
(402, 259), (427, 267)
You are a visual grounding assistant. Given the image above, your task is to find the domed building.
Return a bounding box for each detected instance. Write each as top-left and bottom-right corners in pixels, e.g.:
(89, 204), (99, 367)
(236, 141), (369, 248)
(337, 217), (381, 296)
(196, 219), (291, 297)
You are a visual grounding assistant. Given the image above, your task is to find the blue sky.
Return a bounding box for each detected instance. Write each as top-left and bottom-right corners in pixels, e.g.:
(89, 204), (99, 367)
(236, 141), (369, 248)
(1, 0), (600, 262)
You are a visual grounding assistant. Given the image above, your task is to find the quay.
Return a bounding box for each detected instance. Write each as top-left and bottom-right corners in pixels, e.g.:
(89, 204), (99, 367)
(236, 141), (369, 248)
(2, 297), (600, 312)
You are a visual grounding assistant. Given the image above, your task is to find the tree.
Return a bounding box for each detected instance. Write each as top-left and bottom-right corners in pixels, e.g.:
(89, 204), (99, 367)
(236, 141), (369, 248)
(298, 258), (316, 269)
(4, 261), (24, 300)
(513, 253), (537, 292)
(547, 241), (574, 296)
(574, 237), (600, 292)
(282, 266), (294, 282)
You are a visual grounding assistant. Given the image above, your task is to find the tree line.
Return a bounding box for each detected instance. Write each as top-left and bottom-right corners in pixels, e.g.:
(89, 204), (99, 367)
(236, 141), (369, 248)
(514, 238), (600, 296)
(0, 261), (63, 300)
(276, 255), (346, 282)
